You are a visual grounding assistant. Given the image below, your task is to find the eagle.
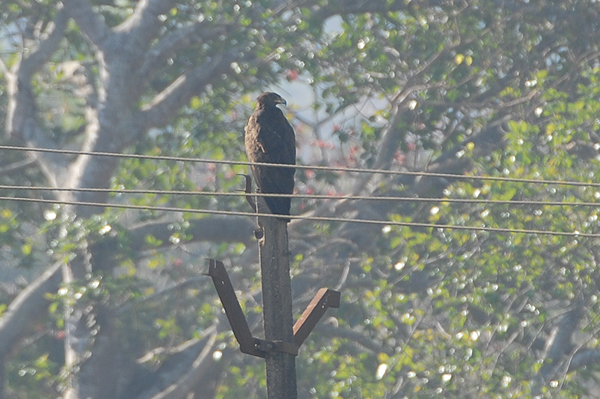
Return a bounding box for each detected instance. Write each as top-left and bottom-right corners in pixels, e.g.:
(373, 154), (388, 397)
(244, 92), (296, 222)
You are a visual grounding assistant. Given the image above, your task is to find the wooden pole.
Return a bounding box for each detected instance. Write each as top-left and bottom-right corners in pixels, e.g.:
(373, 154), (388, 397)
(256, 197), (297, 399)
(209, 176), (340, 397)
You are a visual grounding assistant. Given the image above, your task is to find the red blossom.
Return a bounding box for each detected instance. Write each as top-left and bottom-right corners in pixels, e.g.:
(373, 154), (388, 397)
(312, 140), (335, 149)
(304, 169), (316, 179)
(395, 151), (405, 164)
(286, 69), (299, 81)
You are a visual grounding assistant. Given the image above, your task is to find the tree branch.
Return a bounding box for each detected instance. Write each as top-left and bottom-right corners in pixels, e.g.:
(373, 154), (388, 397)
(535, 304), (584, 390)
(115, 0), (179, 56)
(117, 0), (177, 34)
(127, 216), (256, 250)
(137, 21), (229, 83)
(6, 5), (68, 139)
(139, 52), (238, 129)
(4, 5), (69, 187)
(289, 118), (507, 250)
(0, 158), (36, 177)
(350, 102), (406, 196)
(89, 217), (256, 272)
(0, 261), (63, 358)
(317, 324), (393, 355)
(145, 331), (218, 399)
(62, 0), (111, 50)
(568, 348), (600, 373)
(18, 6), (69, 78)
(309, 0), (444, 21)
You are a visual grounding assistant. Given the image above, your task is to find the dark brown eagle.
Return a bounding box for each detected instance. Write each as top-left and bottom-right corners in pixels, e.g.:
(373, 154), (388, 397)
(244, 92), (296, 221)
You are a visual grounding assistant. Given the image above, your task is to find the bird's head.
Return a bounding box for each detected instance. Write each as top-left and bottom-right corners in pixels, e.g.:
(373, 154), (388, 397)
(256, 92), (287, 107)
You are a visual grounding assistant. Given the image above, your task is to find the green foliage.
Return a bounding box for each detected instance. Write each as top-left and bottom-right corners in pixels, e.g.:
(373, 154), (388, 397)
(300, 67), (600, 397)
(4, 0), (600, 398)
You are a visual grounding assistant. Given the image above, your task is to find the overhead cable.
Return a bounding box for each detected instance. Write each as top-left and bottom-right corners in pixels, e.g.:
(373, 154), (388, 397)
(2, 145), (600, 188)
(0, 195), (596, 238)
(1, 184), (600, 208)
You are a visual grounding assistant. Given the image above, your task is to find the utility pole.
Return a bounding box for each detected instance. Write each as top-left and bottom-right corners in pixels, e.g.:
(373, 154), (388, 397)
(256, 197), (297, 398)
(207, 181), (340, 399)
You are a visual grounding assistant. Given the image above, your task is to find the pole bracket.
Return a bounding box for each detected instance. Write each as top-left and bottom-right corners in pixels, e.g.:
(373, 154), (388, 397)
(206, 259), (340, 358)
(256, 339), (299, 356)
(293, 287), (341, 347)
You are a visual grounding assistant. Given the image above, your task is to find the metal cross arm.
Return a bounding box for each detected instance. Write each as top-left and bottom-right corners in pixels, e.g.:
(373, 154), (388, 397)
(206, 259), (264, 357)
(206, 259), (340, 357)
(293, 288), (341, 347)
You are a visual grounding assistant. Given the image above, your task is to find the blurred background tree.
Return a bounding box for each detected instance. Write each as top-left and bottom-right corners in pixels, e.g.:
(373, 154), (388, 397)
(1, 0), (600, 398)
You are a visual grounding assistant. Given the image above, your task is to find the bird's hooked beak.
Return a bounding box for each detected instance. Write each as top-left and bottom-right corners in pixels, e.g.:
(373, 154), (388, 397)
(277, 98), (287, 106)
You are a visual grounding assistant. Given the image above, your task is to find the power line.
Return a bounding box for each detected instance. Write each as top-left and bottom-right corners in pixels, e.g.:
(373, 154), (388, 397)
(2, 145), (600, 189)
(0, 195), (596, 238)
(1, 184), (600, 208)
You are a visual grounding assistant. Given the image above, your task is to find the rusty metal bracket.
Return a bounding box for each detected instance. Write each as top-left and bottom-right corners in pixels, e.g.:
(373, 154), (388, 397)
(206, 259), (340, 357)
(206, 259), (265, 357)
(293, 288), (341, 347)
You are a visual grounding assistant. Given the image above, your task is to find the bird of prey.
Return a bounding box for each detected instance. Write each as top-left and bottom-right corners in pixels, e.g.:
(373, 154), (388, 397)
(244, 92), (296, 222)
